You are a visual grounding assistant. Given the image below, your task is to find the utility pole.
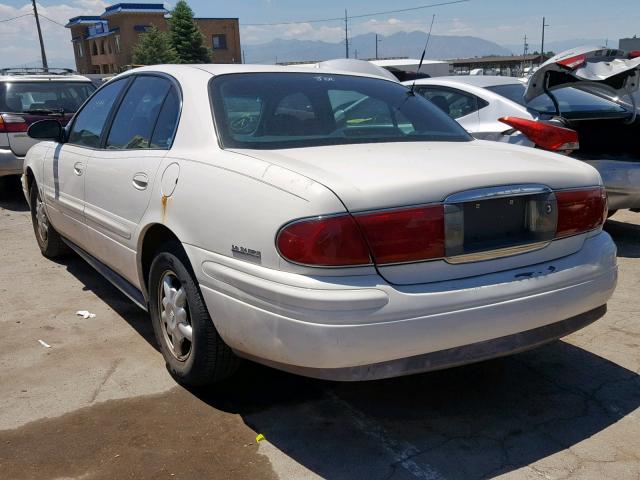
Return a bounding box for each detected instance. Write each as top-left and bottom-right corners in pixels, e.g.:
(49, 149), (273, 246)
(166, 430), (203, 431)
(354, 49), (358, 59)
(344, 9), (349, 58)
(375, 34), (382, 59)
(541, 16), (549, 59)
(521, 34), (528, 75)
(242, 49), (246, 64)
(32, 0), (48, 70)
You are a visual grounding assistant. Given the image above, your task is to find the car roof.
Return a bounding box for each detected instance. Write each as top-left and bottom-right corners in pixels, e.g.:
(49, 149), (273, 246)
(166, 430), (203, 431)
(0, 74), (93, 83)
(408, 75), (523, 88)
(121, 63), (398, 83)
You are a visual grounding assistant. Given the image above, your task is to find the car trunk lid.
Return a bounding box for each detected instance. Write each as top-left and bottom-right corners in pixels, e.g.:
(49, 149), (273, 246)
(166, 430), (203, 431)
(525, 46), (640, 104)
(233, 141), (603, 284)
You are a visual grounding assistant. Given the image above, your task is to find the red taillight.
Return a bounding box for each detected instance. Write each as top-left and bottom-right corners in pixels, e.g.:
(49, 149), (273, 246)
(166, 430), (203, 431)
(355, 205), (445, 264)
(556, 53), (586, 70)
(556, 187), (607, 238)
(276, 215), (370, 266)
(499, 116), (579, 152)
(628, 50), (640, 59)
(277, 205), (445, 267)
(0, 114), (28, 133)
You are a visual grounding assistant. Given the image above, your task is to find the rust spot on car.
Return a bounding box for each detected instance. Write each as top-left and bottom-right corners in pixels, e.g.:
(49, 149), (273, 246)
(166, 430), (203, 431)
(161, 195), (168, 223)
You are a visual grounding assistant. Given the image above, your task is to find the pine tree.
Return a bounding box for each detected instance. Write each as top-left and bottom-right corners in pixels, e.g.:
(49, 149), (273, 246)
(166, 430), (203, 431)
(168, 0), (211, 64)
(132, 26), (179, 65)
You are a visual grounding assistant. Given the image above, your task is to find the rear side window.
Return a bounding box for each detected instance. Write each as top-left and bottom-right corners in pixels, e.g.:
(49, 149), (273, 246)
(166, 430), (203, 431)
(416, 86), (487, 119)
(150, 87), (180, 149)
(67, 78), (128, 148)
(0, 81), (95, 114)
(106, 76), (172, 150)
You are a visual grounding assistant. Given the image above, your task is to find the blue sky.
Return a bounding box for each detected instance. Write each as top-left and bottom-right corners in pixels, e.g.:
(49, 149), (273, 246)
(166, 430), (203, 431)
(0, 0), (638, 66)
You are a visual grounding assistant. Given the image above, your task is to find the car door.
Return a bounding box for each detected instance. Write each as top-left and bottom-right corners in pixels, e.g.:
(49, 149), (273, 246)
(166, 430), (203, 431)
(43, 78), (129, 251)
(83, 74), (181, 284)
(415, 86), (485, 133)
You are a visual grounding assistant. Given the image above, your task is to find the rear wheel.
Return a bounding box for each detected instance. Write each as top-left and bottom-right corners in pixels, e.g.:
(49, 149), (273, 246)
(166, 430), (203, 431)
(148, 241), (240, 386)
(30, 182), (68, 258)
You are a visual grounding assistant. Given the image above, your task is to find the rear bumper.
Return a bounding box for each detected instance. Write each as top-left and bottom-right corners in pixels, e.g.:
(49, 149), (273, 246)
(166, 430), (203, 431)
(0, 148), (22, 177)
(189, 231), (617, 380)
(238, 305), (607, 381)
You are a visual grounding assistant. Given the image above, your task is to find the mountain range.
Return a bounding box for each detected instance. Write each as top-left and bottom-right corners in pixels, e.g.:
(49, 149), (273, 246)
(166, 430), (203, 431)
(244, 31), (512, 64)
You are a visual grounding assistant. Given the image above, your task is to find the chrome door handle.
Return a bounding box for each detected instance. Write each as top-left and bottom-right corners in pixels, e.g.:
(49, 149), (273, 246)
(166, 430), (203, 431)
(132, 173), (149, 190)
(73, 162), (84, 176)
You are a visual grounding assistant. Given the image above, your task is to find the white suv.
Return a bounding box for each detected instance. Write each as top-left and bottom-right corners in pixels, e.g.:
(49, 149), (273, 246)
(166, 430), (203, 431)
(23, 65), (617, 386)
(0, 68), (95, 178)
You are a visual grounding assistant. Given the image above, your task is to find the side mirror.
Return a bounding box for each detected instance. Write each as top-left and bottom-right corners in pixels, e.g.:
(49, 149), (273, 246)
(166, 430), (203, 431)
(27, 119), (64, 142)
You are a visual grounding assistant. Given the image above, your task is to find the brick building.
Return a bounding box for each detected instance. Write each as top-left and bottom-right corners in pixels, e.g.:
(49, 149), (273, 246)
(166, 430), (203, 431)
(65, 3), (241, 74)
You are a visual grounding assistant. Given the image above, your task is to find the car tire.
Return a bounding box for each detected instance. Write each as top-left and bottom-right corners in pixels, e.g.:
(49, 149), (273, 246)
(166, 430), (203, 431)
(148, 241), (240, 386)
(30, 182), (69, 258)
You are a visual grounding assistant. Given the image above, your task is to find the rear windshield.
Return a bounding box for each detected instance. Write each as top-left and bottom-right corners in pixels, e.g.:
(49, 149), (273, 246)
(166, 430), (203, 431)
(210, 73), (471, 150)
(485, 83), (628, 118)
(0, 81), (96, 114)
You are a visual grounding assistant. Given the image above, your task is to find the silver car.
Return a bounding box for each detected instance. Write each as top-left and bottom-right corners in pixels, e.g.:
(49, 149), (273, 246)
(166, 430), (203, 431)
(407, 47), (640, 215)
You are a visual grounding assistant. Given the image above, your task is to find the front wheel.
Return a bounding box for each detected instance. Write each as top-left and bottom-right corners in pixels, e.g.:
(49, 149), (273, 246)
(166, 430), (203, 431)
(148, 242), (240, 386)
(29, 182), (68, 258)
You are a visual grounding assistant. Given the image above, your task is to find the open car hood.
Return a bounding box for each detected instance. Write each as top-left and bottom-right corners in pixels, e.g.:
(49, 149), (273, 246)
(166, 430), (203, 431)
(524, 46), (640, 103)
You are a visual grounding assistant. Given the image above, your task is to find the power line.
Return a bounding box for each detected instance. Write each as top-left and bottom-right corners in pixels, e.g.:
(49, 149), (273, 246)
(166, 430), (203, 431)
(38, 13), (66, 28)
(0, 13), (32, 23)
(242, 0), (469, 26)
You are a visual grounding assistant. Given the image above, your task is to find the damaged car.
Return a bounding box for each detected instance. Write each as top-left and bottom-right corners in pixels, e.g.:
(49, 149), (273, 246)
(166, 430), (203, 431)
(407, 46), (640, 215)
(22, 65), (617, 386)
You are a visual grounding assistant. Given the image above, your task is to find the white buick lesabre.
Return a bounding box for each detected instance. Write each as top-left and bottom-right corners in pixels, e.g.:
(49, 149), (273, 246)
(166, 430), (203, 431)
(22, 65), (617, 386)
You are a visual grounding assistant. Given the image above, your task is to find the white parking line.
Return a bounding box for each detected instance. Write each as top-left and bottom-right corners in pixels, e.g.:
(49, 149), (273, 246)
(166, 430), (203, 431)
(325, 390), (446, 480)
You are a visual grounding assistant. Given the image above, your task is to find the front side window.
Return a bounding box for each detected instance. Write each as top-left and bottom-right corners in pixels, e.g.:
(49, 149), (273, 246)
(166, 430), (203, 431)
(67, 78), (128, 148)
(106, 76), (172, 149)
(0, 81), (95, 114)
(416, 86), (484, 119)
(211, 73), (471, 150)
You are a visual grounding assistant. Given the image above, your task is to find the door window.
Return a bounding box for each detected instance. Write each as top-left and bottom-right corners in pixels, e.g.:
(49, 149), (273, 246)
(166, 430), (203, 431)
(150, 87), (180, 149)
(67, 78), (128, 148)
(105, 76), (172, 150)
(416, 86), (485, 119)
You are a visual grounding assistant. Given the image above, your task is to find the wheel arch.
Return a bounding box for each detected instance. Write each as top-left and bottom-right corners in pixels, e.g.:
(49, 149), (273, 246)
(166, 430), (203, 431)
(138, 223), (185, 299)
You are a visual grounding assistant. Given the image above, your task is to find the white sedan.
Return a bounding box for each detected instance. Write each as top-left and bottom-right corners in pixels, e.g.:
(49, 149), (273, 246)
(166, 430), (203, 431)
(22, 64), (617, 386)
(406, 47), (640, 213)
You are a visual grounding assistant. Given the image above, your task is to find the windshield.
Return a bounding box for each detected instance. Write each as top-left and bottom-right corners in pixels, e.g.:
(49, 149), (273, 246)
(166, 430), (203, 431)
(210, 73), (472, 150)
(0, 81), (96, 114)
(485, 83), (629, 118)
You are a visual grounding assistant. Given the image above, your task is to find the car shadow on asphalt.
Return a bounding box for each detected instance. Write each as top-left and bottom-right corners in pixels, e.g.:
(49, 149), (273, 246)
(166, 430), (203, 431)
(605, 219), (640, 258)
(0, 176), (29, 212)
(57, 253), (159, 351)
(188, 342), (640, 480)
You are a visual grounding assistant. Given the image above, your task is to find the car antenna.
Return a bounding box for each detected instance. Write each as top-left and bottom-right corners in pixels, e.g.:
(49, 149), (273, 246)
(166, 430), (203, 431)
(409, 14), (436, 95)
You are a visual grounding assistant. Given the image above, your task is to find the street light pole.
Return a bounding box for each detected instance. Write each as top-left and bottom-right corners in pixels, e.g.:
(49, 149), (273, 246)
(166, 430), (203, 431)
(375, 34), (382, 59)
(32, 0), (48, 70)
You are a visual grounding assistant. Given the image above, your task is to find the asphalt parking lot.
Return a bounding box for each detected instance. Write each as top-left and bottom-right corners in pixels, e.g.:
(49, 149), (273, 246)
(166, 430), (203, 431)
(0, 175), (639, 480)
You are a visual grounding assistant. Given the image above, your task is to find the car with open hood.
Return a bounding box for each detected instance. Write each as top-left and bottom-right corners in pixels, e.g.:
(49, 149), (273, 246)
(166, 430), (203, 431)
(406, 46), (640, 215)
(21, 64), (617, 386)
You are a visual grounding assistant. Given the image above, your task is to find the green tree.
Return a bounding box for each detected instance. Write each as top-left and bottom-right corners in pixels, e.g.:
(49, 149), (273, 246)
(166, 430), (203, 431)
(132, 26), (179, 65)
(169, 0), (211, 64)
